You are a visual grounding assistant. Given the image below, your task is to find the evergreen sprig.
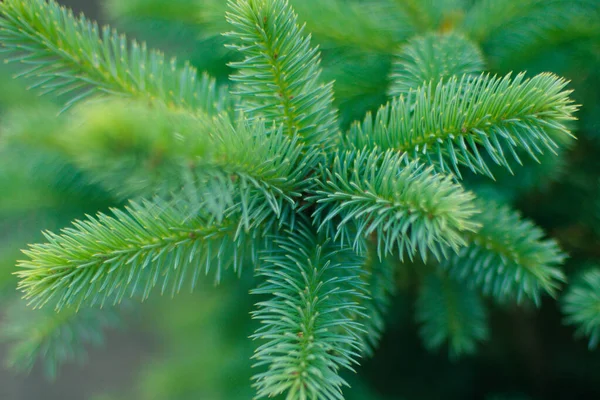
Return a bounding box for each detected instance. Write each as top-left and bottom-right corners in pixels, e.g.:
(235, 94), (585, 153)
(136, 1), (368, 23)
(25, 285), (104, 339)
(349, 72), (577, 177)
(251, 221), (367, 400)
(17, 196), (251, 310)
(416, 272), (489, 357)
(226, 0), (338, 148)
(562, 268), (600, 349)
(5, 98), (316, 208)
(389, 32), (485, 97)
(442, 200), (566, 305)
(0, 0), (230, 114)
(312, 149), (479, 260)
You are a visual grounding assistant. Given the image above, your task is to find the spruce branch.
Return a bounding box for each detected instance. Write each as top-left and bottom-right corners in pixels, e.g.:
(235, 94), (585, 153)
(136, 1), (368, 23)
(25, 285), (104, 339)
(389, 32), (485, 97)
(3, 99), (315, 221)
(1, 300), (123, 379)
(16, 195), (258, 311)
(226, 0), (339, 148)
(562, 268), (600, 349)
(442, 199), (566, 306)
(251, 220), (367, 400)
(311, 149), (479, 261)
(416, 272), (489, 357)
(0, 0), (230, 113)
(349, 72), (577, 178)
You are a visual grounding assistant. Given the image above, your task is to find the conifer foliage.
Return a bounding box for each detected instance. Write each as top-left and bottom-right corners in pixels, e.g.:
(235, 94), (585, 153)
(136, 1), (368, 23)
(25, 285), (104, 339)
(0, 0), (597, 398)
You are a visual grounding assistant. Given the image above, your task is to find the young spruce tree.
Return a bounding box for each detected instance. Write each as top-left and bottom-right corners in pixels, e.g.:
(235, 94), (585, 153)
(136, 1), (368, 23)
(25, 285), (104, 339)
(0, 0), (599, 399)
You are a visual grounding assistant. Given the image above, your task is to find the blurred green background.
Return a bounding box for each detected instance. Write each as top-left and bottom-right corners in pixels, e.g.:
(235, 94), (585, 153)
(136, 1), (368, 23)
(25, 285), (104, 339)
(1, 0), (600, 399)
